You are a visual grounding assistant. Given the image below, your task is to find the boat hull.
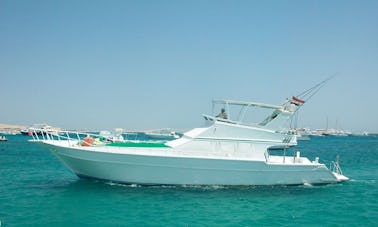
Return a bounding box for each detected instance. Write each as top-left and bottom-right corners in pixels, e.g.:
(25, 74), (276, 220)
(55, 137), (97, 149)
(40, 141), (340, 186)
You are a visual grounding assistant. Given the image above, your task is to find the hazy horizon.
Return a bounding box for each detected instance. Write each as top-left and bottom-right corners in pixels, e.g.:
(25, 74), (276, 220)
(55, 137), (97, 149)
(1, 0), (377, 133)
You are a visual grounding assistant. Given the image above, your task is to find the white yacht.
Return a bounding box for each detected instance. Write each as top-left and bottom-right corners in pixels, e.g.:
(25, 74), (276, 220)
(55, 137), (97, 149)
(31, 97), (348, 185)
(21, 124), (61, 136)
(144, 128), (181, 140)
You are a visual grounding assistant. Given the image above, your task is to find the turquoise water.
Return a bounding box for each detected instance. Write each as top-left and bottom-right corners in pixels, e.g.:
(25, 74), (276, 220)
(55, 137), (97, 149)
(1, 135), (377, 226)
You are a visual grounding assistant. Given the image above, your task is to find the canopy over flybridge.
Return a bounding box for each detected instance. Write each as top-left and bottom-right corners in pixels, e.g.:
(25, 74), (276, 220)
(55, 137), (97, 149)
(212, 100), (283, 110)
(208, 97), (306, 129)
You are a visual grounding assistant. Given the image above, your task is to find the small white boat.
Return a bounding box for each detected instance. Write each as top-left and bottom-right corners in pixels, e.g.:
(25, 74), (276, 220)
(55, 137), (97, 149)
(0, 135), (7, 142)
(32, 95), (349, 186)
(144, 128), (181, 140)
(99, 129), (125, 142)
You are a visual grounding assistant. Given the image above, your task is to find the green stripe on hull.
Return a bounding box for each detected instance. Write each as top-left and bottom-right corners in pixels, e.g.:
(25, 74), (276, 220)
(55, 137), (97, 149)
(106, 142), (170, 148)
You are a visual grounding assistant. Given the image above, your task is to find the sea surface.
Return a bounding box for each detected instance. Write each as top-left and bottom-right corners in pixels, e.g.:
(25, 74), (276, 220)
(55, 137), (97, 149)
(0, 135), (377, 226)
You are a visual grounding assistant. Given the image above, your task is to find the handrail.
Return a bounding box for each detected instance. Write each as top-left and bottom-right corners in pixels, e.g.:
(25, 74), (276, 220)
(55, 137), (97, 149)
(202, 114), (239, 124)
(30, 129), (173, 149)
(30, 129), (120, 146)
(329, 155), (343, 175)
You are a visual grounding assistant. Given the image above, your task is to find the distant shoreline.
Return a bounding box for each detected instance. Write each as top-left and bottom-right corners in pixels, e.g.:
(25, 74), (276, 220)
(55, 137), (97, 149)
(0, 123), (26, 129)
(0, 124), (26, 134)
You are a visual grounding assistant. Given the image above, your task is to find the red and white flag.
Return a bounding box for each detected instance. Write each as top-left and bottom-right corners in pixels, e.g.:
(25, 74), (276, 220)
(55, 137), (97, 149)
(291, 96), (305, 106)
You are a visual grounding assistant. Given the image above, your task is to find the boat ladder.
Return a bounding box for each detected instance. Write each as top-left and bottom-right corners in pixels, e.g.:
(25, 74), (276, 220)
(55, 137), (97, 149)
(329, 155), (343, 175)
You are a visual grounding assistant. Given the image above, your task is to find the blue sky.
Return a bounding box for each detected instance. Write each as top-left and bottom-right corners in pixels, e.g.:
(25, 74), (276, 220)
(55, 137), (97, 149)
(1, 0), (377, 132)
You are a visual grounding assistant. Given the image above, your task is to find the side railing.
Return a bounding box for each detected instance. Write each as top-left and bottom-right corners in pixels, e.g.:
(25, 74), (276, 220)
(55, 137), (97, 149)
(30, 129), (117, 147)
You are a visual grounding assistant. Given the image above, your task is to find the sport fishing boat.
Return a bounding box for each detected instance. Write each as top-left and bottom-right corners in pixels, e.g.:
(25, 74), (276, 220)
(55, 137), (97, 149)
(31, 95), (349, 186)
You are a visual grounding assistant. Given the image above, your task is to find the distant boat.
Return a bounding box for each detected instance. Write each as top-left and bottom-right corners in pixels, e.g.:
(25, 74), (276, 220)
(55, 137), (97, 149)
(21, 124), (61, 136)
(294, 128), (311, 141)
(144, 128), (181, 140)
(99, 129), (125, 142)
(314, 128), (352, 137)
(0, 135), (7, 142)
(32, 95), (348, 186)
(296, 133), (311, 141)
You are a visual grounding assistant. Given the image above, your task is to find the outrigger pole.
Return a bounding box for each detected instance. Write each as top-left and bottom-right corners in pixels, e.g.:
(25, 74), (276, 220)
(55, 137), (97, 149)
(295, 74), (336, 103)
(289, 75), (336, 112)
(289, 75), (335, 128)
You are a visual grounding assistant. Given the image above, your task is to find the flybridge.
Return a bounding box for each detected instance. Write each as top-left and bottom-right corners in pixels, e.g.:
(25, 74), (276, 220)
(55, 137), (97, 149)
(208, 97), (304, 129)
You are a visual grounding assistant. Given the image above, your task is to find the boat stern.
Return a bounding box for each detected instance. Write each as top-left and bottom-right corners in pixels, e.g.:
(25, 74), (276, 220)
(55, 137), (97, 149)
(329, 155), (349, 182)
(332, 172), (349, 182)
